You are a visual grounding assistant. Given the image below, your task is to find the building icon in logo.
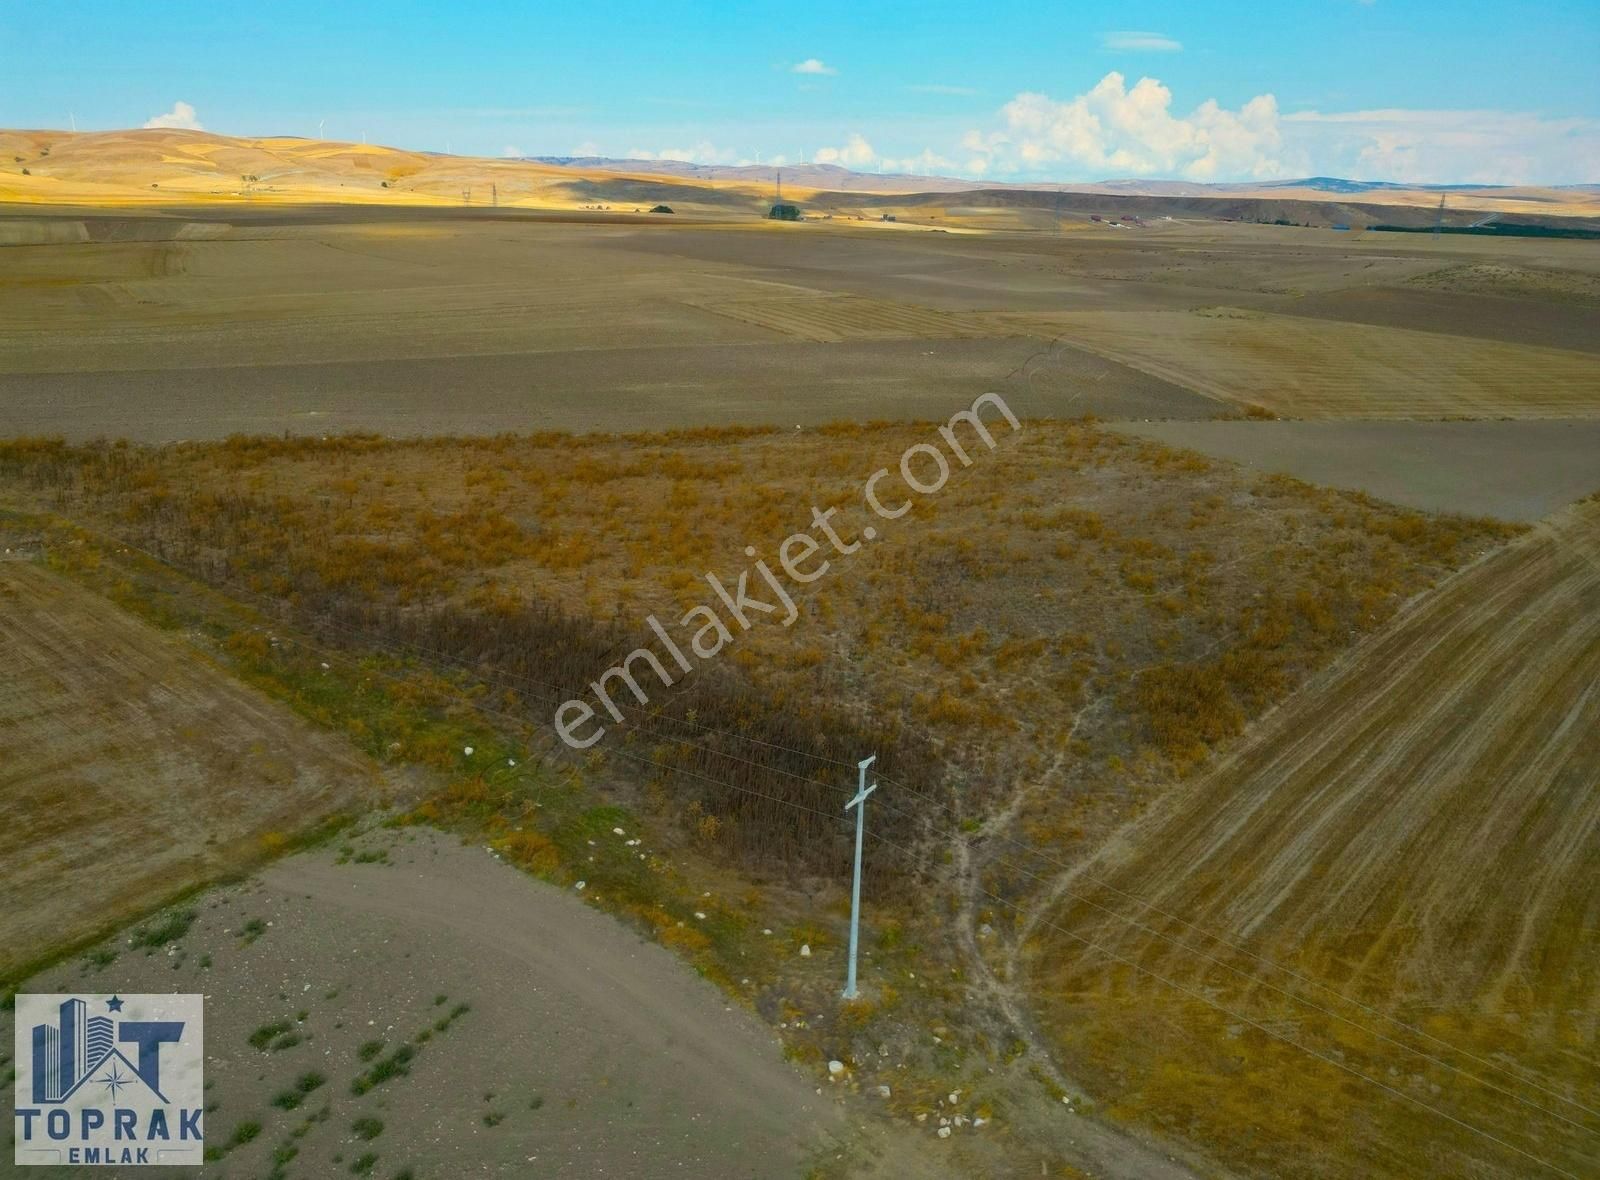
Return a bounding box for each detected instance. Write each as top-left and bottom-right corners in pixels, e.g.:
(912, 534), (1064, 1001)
(30, 996), (177, 1104)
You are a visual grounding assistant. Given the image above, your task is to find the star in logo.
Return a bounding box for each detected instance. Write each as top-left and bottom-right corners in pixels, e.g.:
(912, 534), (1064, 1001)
(97, 1061), (132, 1102)
(106, 995), (124, 1012)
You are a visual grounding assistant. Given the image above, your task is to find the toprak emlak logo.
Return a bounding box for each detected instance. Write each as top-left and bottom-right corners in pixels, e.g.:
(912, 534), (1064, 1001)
(13, 993), (203, 1167)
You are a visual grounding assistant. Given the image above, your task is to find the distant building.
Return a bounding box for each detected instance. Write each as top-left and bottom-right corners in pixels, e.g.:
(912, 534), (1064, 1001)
(768, 203), (801, 221)
(880, 213), (896, 222)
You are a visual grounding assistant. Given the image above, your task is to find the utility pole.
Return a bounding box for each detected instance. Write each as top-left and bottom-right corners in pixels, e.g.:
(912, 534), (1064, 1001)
(842, 754), (877, 1000)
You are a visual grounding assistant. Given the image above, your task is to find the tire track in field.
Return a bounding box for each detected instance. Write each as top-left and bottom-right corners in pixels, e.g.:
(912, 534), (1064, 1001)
(1022, 498), (1600, 1176)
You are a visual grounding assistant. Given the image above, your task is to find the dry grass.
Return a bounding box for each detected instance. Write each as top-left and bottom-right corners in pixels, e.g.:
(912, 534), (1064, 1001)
(0, 423), (1511, 876)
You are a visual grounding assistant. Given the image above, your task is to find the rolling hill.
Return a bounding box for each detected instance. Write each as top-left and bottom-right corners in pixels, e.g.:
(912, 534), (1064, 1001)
(4, 128), (1599, 229)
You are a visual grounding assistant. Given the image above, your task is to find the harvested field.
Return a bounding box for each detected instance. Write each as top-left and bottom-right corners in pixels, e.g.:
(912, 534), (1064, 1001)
(1110, 419), (1600, 521)
(1279, 286), (1600, 354)
(1008, 308), (1600, 419)
(1024, 497), (1600, 1179)
(0, 561), (384, 978)
(685, 293), (998, 342)
(4, 209), (1600, 441)
(0, 338), (1218, 442)
(0, 215), (1228, 440)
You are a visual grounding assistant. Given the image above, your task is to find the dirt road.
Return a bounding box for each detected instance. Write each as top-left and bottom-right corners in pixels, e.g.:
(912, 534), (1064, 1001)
(1111, 418), (1600, 521)
(14, 828), (956, 1179)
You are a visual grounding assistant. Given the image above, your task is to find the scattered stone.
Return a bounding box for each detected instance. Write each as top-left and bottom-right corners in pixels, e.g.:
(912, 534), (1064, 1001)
(875, 1085), (891, 1098)
(827, 1060), (845, 1076)
(937, 1126), (951, 1139)
(799, 944), (811, 957)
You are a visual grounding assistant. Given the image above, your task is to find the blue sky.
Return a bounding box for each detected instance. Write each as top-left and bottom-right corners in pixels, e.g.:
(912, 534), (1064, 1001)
(4, 1), (1598, 183)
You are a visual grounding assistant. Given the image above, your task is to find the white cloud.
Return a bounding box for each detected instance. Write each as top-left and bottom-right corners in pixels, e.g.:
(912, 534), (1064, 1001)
(501, 144), (524, 158)
(955, 77), (1597, 182)
(1282, 107), (1600, 185)
(791, 58), (837, 76)
(143, 101), (202, 131)
(880, 148), (956, 175)
(573, 140), (600, 157)
(815, 133), (876, 167)
(964, 73), (1291, 180)
(1102, 31), (1183, 52)
(627, 141), (740, 165)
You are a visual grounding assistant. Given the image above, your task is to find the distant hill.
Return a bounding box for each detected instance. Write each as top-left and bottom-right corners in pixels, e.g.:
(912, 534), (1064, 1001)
(529, 156), (1600, 217)
(528, 157), (989, 194)
(2, 128), (1596, 225)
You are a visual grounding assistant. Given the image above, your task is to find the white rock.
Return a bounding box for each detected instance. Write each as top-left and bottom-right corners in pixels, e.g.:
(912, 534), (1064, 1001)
(827, 1060), (845, 1076)
(612, 827), (625, 836)
(937, 1126), (951, 1139)
(876, 1085), (891, 1098)
(574, 881), (586, 891)
(799, 943), (811, 957)
(463, 746), (474, 756)
(948, 1091), (960, 1105)
(694, 912), (707, 920)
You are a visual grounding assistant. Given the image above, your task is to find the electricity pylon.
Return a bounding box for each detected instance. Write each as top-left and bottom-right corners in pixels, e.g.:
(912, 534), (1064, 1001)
(842, 754), (878, 1000)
